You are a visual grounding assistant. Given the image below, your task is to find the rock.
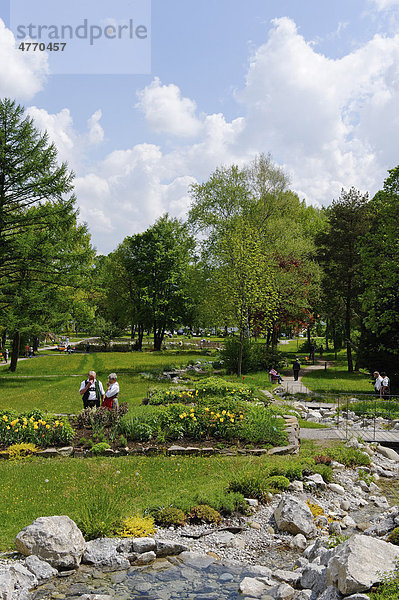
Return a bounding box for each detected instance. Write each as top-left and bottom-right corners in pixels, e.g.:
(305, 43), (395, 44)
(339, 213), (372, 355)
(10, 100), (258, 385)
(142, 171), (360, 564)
(131, 537), (156, 554)
(239, 576), (267, 596)
(24, 554), (58, 582)
(328, 484), (345, 495)
(376, 446), (399, 461)
(36, 448), (60, 458)
(305, 474), (326, 488)
(326, 534), (398, 594)
(83, 538), (118, 565)
(344, 595), (370, 600)
(274, 497), (316, 538)
(15, 516), (86, 569)
(291, 534), (307, 550)
(274, 569), (301, 587)
(57, 446), (74, 457)
(317, 585), (341, 600)
(155, 539), (188, 557)
(295, 591), (312, 600)
(329, 522), (342, 535)
(272, 582), (295, 600)
(288, 481), (304, 493)
(300, 563), (327, 596)
(249, 522), (262, 530)
(134, 551), (156, 565)
(340, 500), (350, 511)
(341, 516), (356, 528)
(247, 565), (273, 578)
(245, 498), (259, 507)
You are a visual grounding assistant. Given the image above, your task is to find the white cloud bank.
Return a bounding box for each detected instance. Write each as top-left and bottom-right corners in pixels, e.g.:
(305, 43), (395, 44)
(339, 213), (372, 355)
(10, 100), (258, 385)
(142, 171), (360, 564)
(1, 16), (399, 253)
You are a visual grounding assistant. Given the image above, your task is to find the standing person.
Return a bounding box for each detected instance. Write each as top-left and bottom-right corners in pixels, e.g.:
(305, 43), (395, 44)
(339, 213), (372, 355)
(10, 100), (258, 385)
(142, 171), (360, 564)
(79, 370), (105, 409)
(293, 357), (301, 381)
(24, 343), (29, 358)
(381, 372), (390, 397)
(373, 371), (383, 397)
(102, 373), (119, 410)
(4, 348), (8, 363)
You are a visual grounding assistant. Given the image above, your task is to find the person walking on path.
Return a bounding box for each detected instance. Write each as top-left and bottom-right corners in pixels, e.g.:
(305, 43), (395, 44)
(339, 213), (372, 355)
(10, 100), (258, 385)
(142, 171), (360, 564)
(102, 373), (119, 410)
(373, 371), (383, 397)
(293, 357), (301, 381)
(381, 372), (390, 397)
(79, 370), (105, 409)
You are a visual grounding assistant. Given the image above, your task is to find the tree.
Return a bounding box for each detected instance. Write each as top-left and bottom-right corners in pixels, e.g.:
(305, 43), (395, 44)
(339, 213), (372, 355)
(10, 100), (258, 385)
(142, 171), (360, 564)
(123, 215), (194, 351)
(316, 188), (370, 372)
(0, 98), (94, 370)
(358, 167), (399, 388)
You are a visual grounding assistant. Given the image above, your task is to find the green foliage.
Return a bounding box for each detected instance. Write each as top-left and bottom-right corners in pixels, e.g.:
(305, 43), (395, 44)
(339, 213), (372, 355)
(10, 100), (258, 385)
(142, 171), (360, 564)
(0, 411), (74, 447)
(387, 528), (399, 545)
(313, 464), (333, 483)
(76, 484), (127, 540)
(148, 377), (256, 405)
(227, 475), (270, 502)
(351, 400), (399, 420)
(116, 515), (156, 538)
(269, 462), (304, 481)
(314, 455), (332, 465)
(327, 533), (349, 548)
(150, 506), (187, 527)
(189, 504), (221, 524)
(326, 446), (370, 467)
(90, 442), (111, 455)
(192, 491), (249, 516)
(118, 435), (128, 448)
(7, 442), (38, 460)
(221, 338), (284, 374)
(357, 469), (375, 485)
(264, 475), (290, 490)
(119, 416), (154, 442)
(369, 564), (399, 600)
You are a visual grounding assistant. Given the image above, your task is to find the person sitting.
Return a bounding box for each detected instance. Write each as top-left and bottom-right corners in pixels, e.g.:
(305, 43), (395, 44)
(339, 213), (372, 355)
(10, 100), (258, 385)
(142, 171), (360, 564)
(102, 373), (119, 410)
(269, 368), (283, 384)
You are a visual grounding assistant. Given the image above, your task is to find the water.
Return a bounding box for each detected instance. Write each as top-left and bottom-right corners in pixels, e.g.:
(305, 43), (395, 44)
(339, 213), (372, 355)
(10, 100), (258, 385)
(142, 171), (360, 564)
(32, 555), (278, 600)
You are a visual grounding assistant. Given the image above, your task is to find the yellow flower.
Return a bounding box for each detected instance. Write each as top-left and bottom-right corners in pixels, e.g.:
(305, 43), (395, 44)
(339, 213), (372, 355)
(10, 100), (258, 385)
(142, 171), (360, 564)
(6, 426), (10, 430)
(46, 424), (50, 429)
(60, 422), (63, 426)
(2, 415), (7, 422)
(230, 418), (234, 423)
(240, 414), (244, 420)
(11, 419), (18, 427)
(222, 410), (226, 415)
(195, 390), (198, 395)
(30, 416), (34, 422)
(220, 418), (224, 423)
(204, 407), (209, 412)
(34, 424), (38, 429)
(179, 414), (184, 419)
(193, 417), (197, 421)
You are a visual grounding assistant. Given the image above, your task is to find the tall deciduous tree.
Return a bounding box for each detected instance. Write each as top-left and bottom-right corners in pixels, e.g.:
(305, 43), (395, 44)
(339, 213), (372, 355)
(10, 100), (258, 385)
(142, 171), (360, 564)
(358, 167), (399, 388)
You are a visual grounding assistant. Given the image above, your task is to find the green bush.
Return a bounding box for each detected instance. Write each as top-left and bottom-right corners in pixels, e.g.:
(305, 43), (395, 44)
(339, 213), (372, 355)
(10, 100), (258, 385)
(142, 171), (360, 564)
(220, 338), (284, 374)
(90, 442), (111, 455)
(0, 411), (74, 447)
(150, 506), (187, 527)
(227, 475), (269, 502)
(313, 464), (333, 483)
(265, 475), (290, 491)
(189, 504), (221, 524)
(269, 462), (304, 481)
(147, 377), (256, 405)
(119, 416), (153, 442)
(327, 446), (371, 467)
(387, 528), (399, 545)
(76, 484), (127, 540)
(193, 491), (249, 516)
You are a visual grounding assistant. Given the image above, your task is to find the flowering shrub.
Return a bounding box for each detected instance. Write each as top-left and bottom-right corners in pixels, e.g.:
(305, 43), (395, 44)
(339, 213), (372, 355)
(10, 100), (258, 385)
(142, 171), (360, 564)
(147, 377), (256, 405)
(7, 442), (38, 460)
(116, 515), (156, 538)
(120, 402), (286, 446)
(0, 411), (74, 447)
(77, 403), (129, 429)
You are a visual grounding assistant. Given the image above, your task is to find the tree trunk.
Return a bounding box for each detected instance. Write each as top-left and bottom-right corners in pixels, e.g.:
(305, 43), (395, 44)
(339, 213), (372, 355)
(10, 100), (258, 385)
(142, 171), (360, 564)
(325, 318), (329, 352)
(345, 296), (353, 372)
(131, 323), (136, 340)
(1, 330), (6, 350)
(271, 326), (278, 350)
(33, 337), (39, 353)
(9, 331), (20, 372)
(237, 330), (243, 377)
(307, 326), (311, 352)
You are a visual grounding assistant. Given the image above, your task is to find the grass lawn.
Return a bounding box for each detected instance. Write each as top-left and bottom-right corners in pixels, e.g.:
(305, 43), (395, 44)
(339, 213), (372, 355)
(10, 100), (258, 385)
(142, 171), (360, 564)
(0, 351), (214, 414)
(0, 439), (341, 550)
(301, 365), (373, 396)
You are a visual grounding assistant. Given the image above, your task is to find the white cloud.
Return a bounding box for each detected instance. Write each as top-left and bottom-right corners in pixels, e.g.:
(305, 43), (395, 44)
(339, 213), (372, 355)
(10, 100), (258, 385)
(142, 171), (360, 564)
(0, 19), (49, 99)
(369, 0), (399, 9)
(25, 106), (104, 169)
(136, 76), (202, 138)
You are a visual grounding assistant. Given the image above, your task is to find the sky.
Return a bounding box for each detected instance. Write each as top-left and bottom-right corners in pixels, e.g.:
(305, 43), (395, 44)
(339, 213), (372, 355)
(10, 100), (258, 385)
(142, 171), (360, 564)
(1, 0), (399, 254)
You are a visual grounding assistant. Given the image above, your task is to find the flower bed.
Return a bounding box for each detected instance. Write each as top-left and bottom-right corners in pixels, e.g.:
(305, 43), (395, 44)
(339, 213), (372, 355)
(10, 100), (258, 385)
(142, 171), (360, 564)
(0, 410), (74, 448)
(147, 377), (257, 405)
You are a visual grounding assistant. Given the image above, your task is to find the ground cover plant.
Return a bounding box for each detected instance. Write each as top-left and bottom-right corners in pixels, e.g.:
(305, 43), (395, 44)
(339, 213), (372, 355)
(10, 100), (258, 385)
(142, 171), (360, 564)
(0, 410), (74, 448)
(350, 399), (399, 420)
(147, 376), (257, 405)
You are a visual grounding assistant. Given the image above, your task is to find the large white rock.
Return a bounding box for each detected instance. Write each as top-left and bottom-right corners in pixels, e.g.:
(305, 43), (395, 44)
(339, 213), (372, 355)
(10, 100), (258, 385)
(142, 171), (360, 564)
(274, 497), (316, 538)
(239, 577), (267, 596)
(326, 534), (399, 594)
(83, 538), (130, 570)
(0, 563), (37, 600)
(376, 446), (399, 461)
(24, 555), (58, 582)
(15, 516), (86, 569)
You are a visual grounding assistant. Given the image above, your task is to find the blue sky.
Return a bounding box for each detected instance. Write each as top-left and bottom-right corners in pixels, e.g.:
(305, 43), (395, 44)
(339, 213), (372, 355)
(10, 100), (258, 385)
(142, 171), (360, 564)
(1, 0), (399, 253)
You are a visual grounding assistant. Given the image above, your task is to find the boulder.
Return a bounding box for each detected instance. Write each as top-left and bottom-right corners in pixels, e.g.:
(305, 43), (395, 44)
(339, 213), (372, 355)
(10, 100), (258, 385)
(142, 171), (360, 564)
(274, 497), (316, 538)
(24, 555), (58, 582)
(328, 484), (345, 495)
(290, 534), (307, 550)
(134, 551), (156, 565)
(305, 474), (326, 488)
(239, 577), (267, 596)
(155, 539), (188, 557)
(82, 538), (130, 570)
(326, 534), (398, 594)
(376, 446), (399, 461)
(317, 585), (341, 600)
(15, 516), (86, 569)
(300, 563), (327, 596)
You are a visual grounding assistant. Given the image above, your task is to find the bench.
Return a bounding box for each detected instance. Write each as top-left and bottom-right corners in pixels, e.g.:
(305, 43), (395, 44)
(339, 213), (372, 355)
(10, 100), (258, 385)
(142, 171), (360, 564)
(269, 374), (280, 383)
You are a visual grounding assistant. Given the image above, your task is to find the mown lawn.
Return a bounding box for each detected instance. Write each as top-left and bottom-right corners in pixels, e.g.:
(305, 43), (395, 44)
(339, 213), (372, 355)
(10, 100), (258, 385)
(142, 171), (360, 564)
(0, 351), (214, 414)
(301, 365), (373, 396)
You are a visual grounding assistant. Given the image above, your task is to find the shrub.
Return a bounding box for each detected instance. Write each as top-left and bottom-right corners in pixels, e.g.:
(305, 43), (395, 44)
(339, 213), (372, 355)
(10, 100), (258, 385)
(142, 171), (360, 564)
(79, 437), (87, 446)
(150, 506), (187, 527)
(227, 475), (269, 502)
(269, 462), (304, 481)
(189, 504), (221, 524)
(116, 515), (156, 538)
(193, 491), (249, 516)
(7, 442), (38, 460)
(314, 455), (332, 465)
(76, 484), (127, 540)
(220, 338), (284, 374)
(387, 528), (399, 545)
(327, 446), (371, 467)
(120, 416), (153, 442)
(118, 435), (128, 447)
(265, 475), (290, 491)
(77, 404), (129, 430)
(0, 412), (74, 447)
(313, 464), (333, 483)
(148, 377), (256, 406)
(90, 442), (111, 455)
